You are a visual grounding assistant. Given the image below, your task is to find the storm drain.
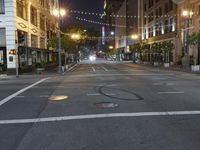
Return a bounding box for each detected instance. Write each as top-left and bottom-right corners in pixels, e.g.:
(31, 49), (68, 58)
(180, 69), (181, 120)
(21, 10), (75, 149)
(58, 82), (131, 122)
(48, 95), (69, 101)
(95, 102), (119, 108)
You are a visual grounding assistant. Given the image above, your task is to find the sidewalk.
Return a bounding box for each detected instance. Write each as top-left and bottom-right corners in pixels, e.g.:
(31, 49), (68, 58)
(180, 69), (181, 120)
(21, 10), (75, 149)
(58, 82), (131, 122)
(137, 63), (200, 74)
(0, 63), (78, 81)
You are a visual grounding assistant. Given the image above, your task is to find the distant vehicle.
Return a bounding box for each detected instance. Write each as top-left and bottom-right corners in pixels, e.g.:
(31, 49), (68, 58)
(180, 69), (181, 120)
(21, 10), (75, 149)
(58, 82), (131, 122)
(89, 55), (96, 61)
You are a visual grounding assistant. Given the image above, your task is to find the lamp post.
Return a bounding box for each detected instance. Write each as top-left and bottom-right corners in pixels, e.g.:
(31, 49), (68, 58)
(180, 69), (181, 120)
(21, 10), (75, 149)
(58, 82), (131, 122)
(182, 10), (193, 69)
(131, 34), (139, 63)
(53, 8), (66, 73)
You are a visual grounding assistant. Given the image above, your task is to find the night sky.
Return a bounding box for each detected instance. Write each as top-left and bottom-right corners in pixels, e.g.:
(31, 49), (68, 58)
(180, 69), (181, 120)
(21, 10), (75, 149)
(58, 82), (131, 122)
(60, 0), (104, 30)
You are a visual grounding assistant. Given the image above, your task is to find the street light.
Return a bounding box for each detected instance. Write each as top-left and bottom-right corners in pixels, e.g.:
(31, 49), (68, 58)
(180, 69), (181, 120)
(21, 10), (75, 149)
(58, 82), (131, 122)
(131, 34), (139, 63)
(71, 33), (81, 40)
(131, 34), (139, 40)
(109, 45), (114, 50)
(53, 8), (66, 73)
(181, 9), (193, 68)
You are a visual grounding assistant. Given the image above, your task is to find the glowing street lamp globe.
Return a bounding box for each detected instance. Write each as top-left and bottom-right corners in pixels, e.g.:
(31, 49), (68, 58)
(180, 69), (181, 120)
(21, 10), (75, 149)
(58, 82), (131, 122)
(60, 9), (66, 16)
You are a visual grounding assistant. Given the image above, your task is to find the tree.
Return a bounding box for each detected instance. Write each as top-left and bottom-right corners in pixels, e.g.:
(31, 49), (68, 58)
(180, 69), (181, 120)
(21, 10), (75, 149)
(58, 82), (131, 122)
(140, 43), (150, 62)
(151, 43), (162, 63)
(187, 32), (200, 65)
(130, 43), (141, 63)
(161, 41), (174, 63)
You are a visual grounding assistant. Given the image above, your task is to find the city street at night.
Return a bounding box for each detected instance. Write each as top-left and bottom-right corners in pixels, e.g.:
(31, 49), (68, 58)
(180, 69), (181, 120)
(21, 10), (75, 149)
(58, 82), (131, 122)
(1, 0), (200, 149)
(1, 59), (200, 150)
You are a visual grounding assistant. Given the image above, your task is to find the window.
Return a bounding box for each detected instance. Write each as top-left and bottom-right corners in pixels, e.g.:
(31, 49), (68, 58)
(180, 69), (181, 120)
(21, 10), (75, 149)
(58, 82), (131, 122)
(164, 2), (169, 13)
(159, 22), (163, 35)
(40, 0), (45, 8)
(144, 3), (147, 12)
(0, 0), (5, 14)
(164, 19), (169, 33)
(144, 17), (147, 25)
(40, 14), (45, 30)
(169, 18), (174, 32)
(17, 0), (27, 19)
(198, 5), (200, 15)
(40, 38), (45, 49)
(148, 12), (154, 22)
(31, 34), (38, 48)
(31, 6), (37, 26)
(148, 0), (154, 8)
(155, 23), (159, 36)
(169, 0), (173, 11)
(0, 28), (6, 47)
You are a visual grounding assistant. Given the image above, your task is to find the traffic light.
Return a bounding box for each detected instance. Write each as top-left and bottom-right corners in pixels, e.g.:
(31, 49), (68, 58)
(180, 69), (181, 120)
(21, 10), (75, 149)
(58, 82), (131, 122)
(9, 49), (17, 55)
(18, 31), (25, 44)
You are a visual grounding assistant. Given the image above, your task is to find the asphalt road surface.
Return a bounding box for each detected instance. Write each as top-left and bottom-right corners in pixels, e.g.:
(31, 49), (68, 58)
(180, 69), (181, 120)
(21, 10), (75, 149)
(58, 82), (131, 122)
(1, 58), (200, 150)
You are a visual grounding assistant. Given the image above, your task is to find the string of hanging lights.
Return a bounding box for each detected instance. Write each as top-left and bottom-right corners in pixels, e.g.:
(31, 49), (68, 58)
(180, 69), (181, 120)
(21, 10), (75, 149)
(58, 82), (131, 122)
(69, 9), (180, 19)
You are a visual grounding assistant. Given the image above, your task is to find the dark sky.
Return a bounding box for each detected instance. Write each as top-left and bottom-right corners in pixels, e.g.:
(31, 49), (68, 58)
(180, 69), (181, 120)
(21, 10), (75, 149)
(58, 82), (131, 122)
(60, 0), (104, 30)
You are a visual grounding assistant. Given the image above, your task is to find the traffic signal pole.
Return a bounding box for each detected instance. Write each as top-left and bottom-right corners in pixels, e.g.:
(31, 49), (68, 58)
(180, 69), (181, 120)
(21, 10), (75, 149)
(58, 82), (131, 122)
(16, 50), (19, 77)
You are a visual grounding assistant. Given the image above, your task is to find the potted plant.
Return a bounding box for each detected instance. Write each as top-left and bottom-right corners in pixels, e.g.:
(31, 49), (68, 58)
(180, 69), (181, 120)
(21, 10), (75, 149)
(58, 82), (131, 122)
(187, 32), (200, 71)
(151, 43), (161, 66)
(162, 41), (174, 68)
(35, 62), (44, 74)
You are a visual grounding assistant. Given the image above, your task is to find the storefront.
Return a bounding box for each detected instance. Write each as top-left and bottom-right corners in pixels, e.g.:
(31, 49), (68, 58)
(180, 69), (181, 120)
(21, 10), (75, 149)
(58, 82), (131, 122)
(0, 28), (7, 72)
(18, 46), (57, 72)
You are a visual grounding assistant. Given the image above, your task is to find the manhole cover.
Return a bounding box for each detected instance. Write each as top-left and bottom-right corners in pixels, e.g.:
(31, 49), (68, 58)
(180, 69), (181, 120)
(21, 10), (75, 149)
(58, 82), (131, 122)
(48, 95), (68, 101)
(95, 102), (119, 108)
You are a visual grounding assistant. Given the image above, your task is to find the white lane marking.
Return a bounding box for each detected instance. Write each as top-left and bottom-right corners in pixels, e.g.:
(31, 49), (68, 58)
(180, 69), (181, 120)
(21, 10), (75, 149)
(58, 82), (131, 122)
(107, 84), (117, 87)
(158, 91), (184, 94)
(92, 67), (96, 72)
(55, 86), (64, 88)
(153, 83), (163, 85)
(154, 83), (175, 86)
(40, 95), (49, 98)
(166, 83), (175, 86)
(73, 73), (174, 77)
(15, 96), (25, 98)
(87, 93), (101, 96)
(0, 78), (50, 106)
(105, 93), (116, 96)
(32, 86), (40, 88)
(102, 67), (108, 71)
(1, 110), (200, 124)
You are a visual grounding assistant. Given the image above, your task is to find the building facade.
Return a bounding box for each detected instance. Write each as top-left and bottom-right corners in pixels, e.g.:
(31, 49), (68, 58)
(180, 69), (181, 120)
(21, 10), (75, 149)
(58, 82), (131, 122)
(138, 0), (177, 63)
(115, 0), (138, 60)
(177, 0), (200, 65)
(102, 0), (123, 51)
(0, 0), (59, 74)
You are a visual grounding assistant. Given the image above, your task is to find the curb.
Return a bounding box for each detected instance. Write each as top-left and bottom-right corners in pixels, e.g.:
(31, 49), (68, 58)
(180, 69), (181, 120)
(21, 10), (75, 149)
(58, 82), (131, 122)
(0, 74), (15, 80)
(138, 64), (200, 74)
